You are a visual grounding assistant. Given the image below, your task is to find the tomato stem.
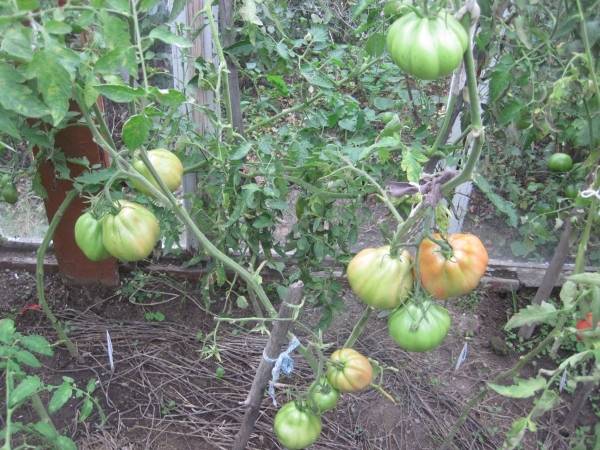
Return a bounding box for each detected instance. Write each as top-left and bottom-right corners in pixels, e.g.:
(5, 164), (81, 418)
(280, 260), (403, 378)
(343, 307), (373, 348)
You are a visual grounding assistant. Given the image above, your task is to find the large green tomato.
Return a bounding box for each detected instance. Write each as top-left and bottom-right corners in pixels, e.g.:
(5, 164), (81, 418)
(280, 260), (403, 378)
(346, 246), (413, 309)
(386, 12), (468, 80)
(273, 401), (322, 450)
(308, 378), (340, 413)
(131, 148), (184, 195)
(1, 183), (18, 204)
(102, 200), (160, 262)
(388, 301), (451, 352)
(74, 213), (111, 262)
(547, 153), (573, 172)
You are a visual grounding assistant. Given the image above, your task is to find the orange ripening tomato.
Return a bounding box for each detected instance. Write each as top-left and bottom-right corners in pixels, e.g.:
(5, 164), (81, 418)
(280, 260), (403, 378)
(418, 233), (489, 300)
(576, 312), (598, 341)
(326, 348), (373, 393)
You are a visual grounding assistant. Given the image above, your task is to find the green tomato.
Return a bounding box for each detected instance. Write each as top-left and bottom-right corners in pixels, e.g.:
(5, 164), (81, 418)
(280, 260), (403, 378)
(0, 174), (10, 187)
(101, 200), (160, 262)
(386, 11), (468, 80)
(1, 184), (18, 204)
(273, 401), (322, 450)
(346, 246), (413, 309)
(547, 153), (573, 172)
(309, 378), (340, 413)
(388, 301), (451, 352)
(74, 212), (111, 262)
(131, 148), (184, 196)
(564, 184), (579, 200)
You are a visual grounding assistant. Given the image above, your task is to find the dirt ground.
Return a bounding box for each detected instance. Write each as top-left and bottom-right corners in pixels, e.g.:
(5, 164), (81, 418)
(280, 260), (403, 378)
(0, 263), (596, 450)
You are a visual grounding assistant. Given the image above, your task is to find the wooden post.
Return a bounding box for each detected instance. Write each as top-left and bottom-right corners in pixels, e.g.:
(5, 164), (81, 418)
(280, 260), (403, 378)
(171, 0), (218, 250)
(233, 281), (304, 450)
(218, 0), (244, 133)
(518, 219), (573, 339)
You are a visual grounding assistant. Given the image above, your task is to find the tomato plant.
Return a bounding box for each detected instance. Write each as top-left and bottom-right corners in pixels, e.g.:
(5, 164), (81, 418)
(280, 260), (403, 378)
(547, 153), (574, 172)
(308, 378), (340, 413)
(346, 246), (413, 309)
(131, 149), (183, 195)
(74, 212), (111, 262)
(273, 401), (322, 450)
(418, 233), (489, 300)
(388, 301), (451, 352)
(386, 11), (468, 80)
(101, 201), (160, 262)
(326, 348), (373, 393)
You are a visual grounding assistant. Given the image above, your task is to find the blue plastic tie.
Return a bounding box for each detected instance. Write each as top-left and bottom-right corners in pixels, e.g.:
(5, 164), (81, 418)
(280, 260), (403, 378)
(263, 336), (300, 406)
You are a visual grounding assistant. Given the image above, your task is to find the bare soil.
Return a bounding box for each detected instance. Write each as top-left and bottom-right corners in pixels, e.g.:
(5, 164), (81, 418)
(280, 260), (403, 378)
(0, 265), (596, 450)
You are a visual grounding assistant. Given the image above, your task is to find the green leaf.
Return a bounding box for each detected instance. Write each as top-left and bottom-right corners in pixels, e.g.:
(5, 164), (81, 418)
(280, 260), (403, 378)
(139, 0), (161, 12)
(488, 377), (546, 399)
(44, 20), (72, 35)
(504, 301), (558, 329)
(373, 97), (395, 110)
(79, 398), (94, 422)
(300, 66), (334, 89)
(365, 33), (386, 57)
(29, 50), (72, 126)
(0, 62), (50, 118)
(95, 47), (137, 75)
(95, 84), (145, 103)
(16, 0), (39, 11)
(100, 11), (131, 50)
(0, 108), (20, 138)
(473, 174), (518, 227)
(401, 146), (427, 183)
(85, 378), (97, 393)
(236, 296), (249, 309)
(489, 69), (511, 103)
(1, 25), (34, 62)
(266, 74), (288, 96)
(0, 319), (16, 344)
(252, 215), (273, 229)
(168, 0), (186, 21)
(54, 435), (77, 450)
(568, 272), (600, 287)
(498, 100), (523, 126)
(149, 25), (192, 48)
(229, 142), (252, 160)
(240, 0), (263, 26)
(106, 0), (129, 13)
(14, 350), (41, 368)
(48, 383), (73, 414)
(531, 390), (559, 419)
(503, 417), (533, 450)
(559, 280), (578, 309)
(352, 0), (376, 18)
(9, 375), (41, 407)
(32, 421), (58, 441)
(149, 87), (186, 107)
(121, 114), (152, 149)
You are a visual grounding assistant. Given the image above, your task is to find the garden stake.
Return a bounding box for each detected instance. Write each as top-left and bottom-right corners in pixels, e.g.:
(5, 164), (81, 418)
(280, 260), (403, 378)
(233, 281), (304, 450)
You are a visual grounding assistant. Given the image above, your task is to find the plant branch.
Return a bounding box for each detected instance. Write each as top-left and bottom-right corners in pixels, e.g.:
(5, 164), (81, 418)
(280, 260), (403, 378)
(131, 0), (149, 91)
(36, 190), (79, 359)
(575, 0), (600, 104)
(344, 307), (373, 348)
(574, 172), (599, 273)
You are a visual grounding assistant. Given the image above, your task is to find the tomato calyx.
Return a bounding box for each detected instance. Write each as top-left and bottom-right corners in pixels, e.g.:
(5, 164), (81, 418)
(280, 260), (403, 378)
(425, 234), (454, 260)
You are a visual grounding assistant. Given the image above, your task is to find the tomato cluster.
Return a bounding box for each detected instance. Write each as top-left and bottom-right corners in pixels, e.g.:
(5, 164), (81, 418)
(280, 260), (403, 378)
(273, 348), (372, 449)
(74, 149), (182, 262)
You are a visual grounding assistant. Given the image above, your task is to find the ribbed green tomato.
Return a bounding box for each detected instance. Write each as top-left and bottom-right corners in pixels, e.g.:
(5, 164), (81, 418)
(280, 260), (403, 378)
(309, 378), (340, 413)
(1, 183), (18, 204)
(346, 246), (413, 310)
(547, 153), (573, 172)
(74, 213), (111, 262)
(101, 200), (160, 262)
(131, 149), (183, 195)
(273, 401), (322, 450)
(388, 301), (451, 352)
(386, 11), (468, 80)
